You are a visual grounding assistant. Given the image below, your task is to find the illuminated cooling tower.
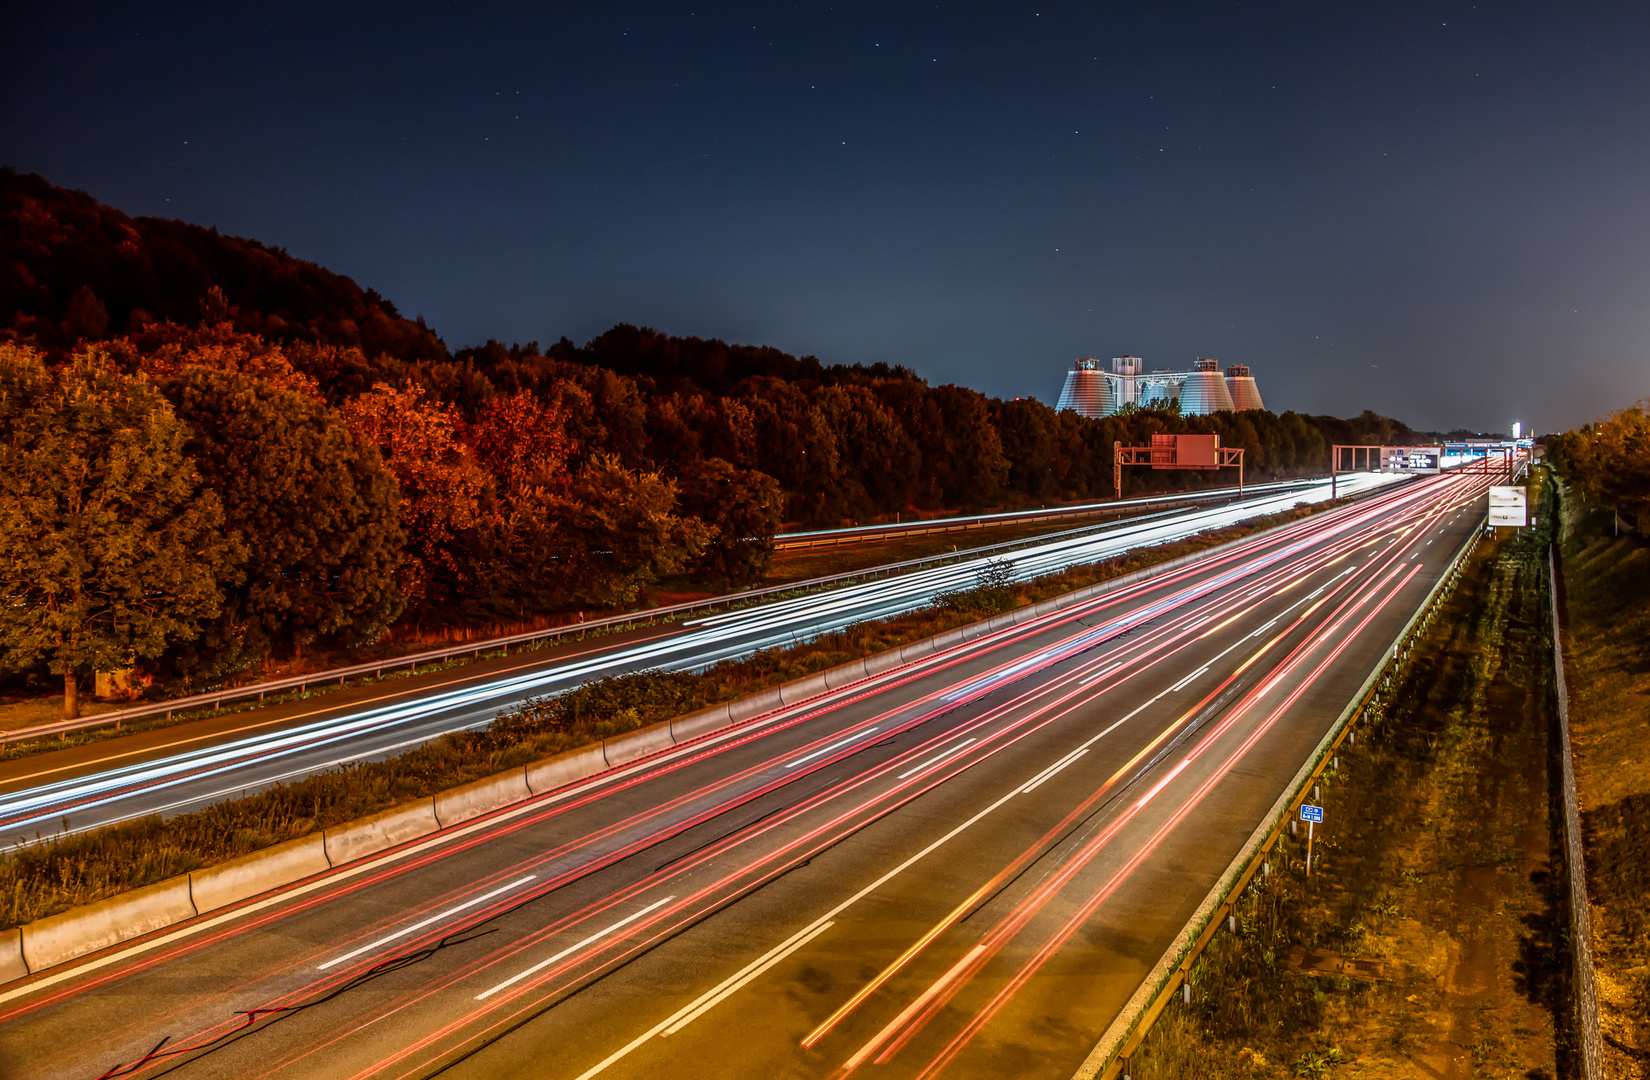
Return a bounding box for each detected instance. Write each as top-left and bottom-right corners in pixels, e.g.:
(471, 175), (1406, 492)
(1225, 364), (1265, 411)
(1056, 358), (1115, 417)
(1177, 359), (1235, 415)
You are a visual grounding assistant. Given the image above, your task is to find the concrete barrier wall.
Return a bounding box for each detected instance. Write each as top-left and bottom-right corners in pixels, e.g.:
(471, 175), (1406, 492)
(21, 878), (197, 971)
(603, 721), (675, 768)
(900, 638), (937, 664)
(433, 769), (531, 828)
(863, 649), (906, 677)
(727, 685), (785, 724)
(190, 834), (330, 914)
(779, 672), (831, 707)
(324, 799), (439, 867)
(823, 659), (869, 690)
(669, 704), (732, 743)
(525, 744), (610, 794)
(0, 930), (24, 985)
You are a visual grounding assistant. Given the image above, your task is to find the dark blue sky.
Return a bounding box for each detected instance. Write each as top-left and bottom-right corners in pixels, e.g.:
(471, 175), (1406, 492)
(5, 2), (1647, 432)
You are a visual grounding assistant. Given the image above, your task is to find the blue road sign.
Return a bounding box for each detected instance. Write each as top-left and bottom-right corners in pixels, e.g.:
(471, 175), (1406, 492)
(1300, 804), (1324, 823)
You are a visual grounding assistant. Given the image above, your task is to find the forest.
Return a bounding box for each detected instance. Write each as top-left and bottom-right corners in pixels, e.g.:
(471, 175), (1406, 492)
(2, 168), (1431, 715)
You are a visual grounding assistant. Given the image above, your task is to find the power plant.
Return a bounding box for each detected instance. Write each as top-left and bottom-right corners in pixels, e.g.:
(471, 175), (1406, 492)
(1056, 356), (1266, 417)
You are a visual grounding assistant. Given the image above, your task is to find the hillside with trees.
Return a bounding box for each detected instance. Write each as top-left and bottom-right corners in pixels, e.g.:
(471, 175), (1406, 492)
(2, 170), (1429, 716)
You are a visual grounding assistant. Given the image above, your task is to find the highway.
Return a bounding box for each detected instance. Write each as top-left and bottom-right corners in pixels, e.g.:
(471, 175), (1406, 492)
(0, 473), (1399, 841)
(0, 467), (1493, 1080)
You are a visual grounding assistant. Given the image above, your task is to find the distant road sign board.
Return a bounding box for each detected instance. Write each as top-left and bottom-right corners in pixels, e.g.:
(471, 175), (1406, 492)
(1300, 804), (1324, 823)
(1489, 485), (1528, 527)
(1382, 446), (1442, 474)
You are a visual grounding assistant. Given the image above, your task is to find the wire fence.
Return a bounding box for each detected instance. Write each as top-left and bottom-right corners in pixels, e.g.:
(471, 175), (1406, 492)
(1549, 542), (1604, 1080)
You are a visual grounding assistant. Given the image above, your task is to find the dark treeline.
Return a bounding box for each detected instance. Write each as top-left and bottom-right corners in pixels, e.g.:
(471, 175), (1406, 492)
(1, 170), (1430, 716)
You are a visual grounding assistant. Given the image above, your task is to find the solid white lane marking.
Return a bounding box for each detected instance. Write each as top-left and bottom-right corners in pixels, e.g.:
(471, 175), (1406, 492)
(785, 727), (881, 769)
(1021, 748), (1089, 793)
(476, 895), (675, 1000)
(1168, 666), (1210, 692)
(896, 739), (977, 780)
(318, 875), (538, 970)
(661, 920), (838, 1035)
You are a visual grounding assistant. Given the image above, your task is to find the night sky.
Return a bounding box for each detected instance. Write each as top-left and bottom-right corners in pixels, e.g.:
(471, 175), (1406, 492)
(5, 2), (1648, 432)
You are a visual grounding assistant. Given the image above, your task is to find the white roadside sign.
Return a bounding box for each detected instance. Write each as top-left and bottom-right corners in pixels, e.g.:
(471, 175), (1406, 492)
(1489, 485), (1528, 527)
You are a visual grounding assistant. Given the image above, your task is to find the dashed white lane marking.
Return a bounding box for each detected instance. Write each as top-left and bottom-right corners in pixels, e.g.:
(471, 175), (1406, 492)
(785, 727), (881, 769)
(897, 739), (977, 780)
(476, 895), (676, 1000)
(318, 875), (538, 970)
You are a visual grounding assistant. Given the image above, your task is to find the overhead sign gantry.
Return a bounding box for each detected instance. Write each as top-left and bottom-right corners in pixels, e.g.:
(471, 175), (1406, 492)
(1113, 433), (1245, 500)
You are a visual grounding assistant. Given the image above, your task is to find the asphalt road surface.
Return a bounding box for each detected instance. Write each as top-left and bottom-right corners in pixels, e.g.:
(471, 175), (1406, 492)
(0, 468), (1492, 1080)
(0, 474), (1399, 840)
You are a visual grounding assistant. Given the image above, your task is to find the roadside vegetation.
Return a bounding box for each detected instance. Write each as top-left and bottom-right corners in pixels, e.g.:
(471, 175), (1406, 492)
(1124, 473), (1569, 1079)
(1549, 487), (1650, 1075)
(0, 502), (1327, 932)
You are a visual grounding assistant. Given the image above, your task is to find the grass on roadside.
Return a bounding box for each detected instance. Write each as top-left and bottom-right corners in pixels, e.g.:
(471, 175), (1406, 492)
(1124, 502), (1567, 1079)
(0, 502), (1330, 932)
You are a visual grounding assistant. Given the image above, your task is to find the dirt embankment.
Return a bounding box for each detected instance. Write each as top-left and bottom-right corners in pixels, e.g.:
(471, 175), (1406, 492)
(1129, 528), (1570, 1079)
(1559, 494), (1650, 1079)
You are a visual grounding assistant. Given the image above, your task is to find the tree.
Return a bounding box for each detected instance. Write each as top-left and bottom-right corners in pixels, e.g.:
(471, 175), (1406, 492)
(542, 455), (711, 608)
(1550, 401), (1650, 530)
(677, 458), (785, 586)
(0, 345), (240, 717)
(162, 366), (404, 668)
(339, 383), (487, 612)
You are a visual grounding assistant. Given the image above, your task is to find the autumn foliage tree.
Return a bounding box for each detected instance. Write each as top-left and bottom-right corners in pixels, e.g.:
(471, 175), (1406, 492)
(339, 383), (487, 613)
(162, 366), (403, 669)
(1548, 400), (1650, 531)
(0, 345), (240, 716)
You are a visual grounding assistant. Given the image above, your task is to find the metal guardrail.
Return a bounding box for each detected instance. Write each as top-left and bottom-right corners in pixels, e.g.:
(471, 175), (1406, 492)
(772, 479), (1323, 550)
(1549, 542), (1604, 1080)
(6, 483), (1352, 746)
(1077, 501), (1486, 1080)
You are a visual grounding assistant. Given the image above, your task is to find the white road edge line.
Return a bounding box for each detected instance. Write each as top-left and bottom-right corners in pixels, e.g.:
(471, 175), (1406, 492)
(1021, 748), (1089, 793)
(661, 920), (838, 1036)
(896, 739), (977, 780)
(317, 875), (538, 970)
(476, 895), (676, 1001)
(1168, 666), (1210, 693)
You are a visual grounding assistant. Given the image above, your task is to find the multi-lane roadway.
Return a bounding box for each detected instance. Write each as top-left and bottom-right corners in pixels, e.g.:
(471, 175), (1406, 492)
(0, 467), (1494, 1079)
(0, 474), (1398, 841)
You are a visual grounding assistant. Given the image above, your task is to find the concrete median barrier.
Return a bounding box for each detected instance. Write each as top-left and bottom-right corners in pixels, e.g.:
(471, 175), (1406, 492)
(525, 744), (610, 794)
(727, 685), (784, 724)
(603, 721), (676, 768)
(670, 704), (733, 743)
(190, 834), (330, 915)
(324, 799), (439, 867)
(862, 649), (906, 676)
(823, 658), (869, 690)
(779, 672), (830, 706)
(900, 638), (937, 664)
(0, 929), (24, 983)
(22, 877), (197, 972)
(433, 769), (531, 828)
